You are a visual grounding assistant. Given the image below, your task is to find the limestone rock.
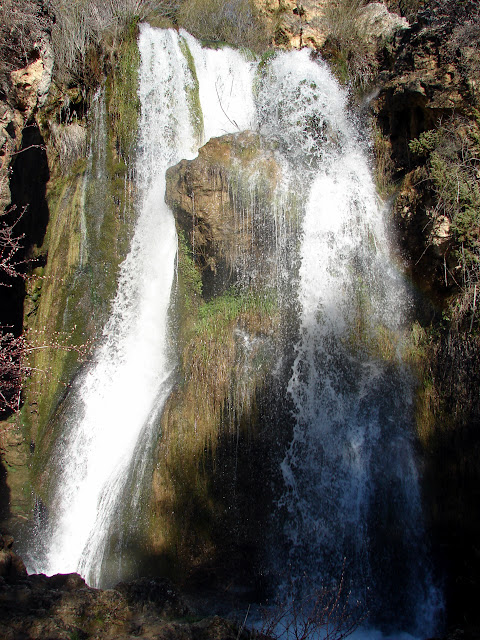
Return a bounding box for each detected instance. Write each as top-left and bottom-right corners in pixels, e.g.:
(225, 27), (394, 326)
(10, 54), (51, 116)
(255, 0), (408, 50)
(0, 564), (253, 640)
(359, 3), (408, 43)
(1, 35), (53, 212)
(429, 214), (451, 256)
(165, 130), (288, 291)
(0, 535), (27, 581)
(254, 0), (328, 48)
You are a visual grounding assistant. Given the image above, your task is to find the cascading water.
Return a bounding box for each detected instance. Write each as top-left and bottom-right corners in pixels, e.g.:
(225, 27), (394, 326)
(255, 51), (442, 636)
(28, 26), (441, 635)
(29, 25), (256, 588)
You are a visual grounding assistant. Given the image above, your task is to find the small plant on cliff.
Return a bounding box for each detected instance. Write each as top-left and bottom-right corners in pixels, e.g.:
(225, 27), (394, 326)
(49, 0), (178, 84)
(319, 0), (378, 89)
(0, 0), (50, 93)
(0, 209), (91, 415)
(409, 115), (480, 329)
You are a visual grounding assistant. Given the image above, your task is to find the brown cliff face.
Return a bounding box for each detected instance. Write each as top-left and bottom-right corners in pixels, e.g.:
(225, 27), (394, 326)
(0, 0), (54, 539)
(373, 2), (480, 631)
(374, 0), (480, 296)
(0, 533), (251, 640)
(150, 132), (296, 589)
(166, 130), (291, 295)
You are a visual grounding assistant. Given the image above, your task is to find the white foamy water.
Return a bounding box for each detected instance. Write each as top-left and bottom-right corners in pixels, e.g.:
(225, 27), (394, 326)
(30, 25), (256, 588)
(29, 32), (441, 635)
(256, 50), (442, 636)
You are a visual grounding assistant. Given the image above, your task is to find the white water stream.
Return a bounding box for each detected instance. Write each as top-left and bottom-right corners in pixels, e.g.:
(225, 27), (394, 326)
(29, 28), (440, 635)
(31, 26), (256, 588)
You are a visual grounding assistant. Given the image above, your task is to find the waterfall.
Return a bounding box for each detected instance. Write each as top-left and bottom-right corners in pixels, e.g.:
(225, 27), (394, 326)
(29, 26), (256, 588)
(28, 26), (441, 635)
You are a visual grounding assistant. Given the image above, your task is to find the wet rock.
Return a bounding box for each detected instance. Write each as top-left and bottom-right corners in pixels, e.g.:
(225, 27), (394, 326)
(116, 576), (192, 618)
(0, 534), (26, 580)
(165, 130), (286, 293)
(0, 561), (254, 640)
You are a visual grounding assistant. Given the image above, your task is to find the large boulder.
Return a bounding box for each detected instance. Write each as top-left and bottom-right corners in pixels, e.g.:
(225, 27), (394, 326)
(166, 130), (290, 293)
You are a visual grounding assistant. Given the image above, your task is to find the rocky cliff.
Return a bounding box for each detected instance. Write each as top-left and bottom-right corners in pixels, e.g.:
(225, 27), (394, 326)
(0, 534), (252, 640)
(1, 0), (480, 636)
(373, 0), (480, 630)
(147, 131), (296, 589)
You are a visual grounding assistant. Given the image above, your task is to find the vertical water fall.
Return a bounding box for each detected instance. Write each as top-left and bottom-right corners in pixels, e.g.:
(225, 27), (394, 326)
(30, 26), (255, 588)
(28, 27), (441, 635)
(255, 51), (441, 636)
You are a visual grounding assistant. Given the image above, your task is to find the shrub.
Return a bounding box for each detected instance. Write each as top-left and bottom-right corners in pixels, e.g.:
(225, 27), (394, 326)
(49, 0), (178, 84)
(409, 114), (480, 329)
(0, 0), (51, 94)
(177, 0), (269, 51)
(260, 567), (364, 640)
(319, 0), (379, 89)
(50, 122), (87, 171)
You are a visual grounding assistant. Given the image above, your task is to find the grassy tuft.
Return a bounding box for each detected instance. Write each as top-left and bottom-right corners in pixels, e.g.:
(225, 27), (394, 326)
(177, 0), (269, 52)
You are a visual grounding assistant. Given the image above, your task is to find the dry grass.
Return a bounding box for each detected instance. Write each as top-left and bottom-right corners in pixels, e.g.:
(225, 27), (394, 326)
(177, 0), (269, 51)
(50, 122), (87, 172)
(0, 0), (50, 93)
(49, 0), (178, 83)
(319, 0), (378, 88)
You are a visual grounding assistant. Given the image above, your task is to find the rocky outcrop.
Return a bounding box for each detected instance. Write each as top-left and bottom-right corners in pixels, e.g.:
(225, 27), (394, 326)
(254, 0), (407, 50)
(1, 34), (53, 211)
(0, 534), (26, 580)
(150, 132), (295, 590)
(0, 536), (253, 640)
(166, 130), (292, 294)
(373, 0), (480, 293)
(372, 2), (480, 632)
(254, 0), (327, 49)
(0, 5), (54, 537)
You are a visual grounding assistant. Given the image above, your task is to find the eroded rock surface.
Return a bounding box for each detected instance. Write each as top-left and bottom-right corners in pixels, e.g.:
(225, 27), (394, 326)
(373, 1), (480, 293)
(0, 536), (251, 640)
(166, 130), (291, 294)
(152, 132), (296, 590)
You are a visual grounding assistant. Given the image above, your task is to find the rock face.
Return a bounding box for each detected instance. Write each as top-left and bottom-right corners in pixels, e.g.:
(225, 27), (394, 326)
(255, 0), (328, 48)
(373, 2), (480, 631)
(373, 1), (480, 294)
(1, 35), (53, 211)
(0, 3), (54, 538)
(150, 132), (295, 589)
(0, 534), (26, 581)
(254, 0), (407, 50)
(166, 130), (289, 294)
(0, 536), (252, 640)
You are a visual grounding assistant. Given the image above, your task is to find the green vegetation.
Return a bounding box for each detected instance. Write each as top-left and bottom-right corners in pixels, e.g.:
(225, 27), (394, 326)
(178, 37), (204, 145)
(176, 228), (203, 317)
(177, 0), (269, 52)
(152, 208), (282, 579)
(108, 21), (141, 162)
(409, 114), (480, 330)
(372, 125), (395, 198)
(24, 69), (138, 486)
